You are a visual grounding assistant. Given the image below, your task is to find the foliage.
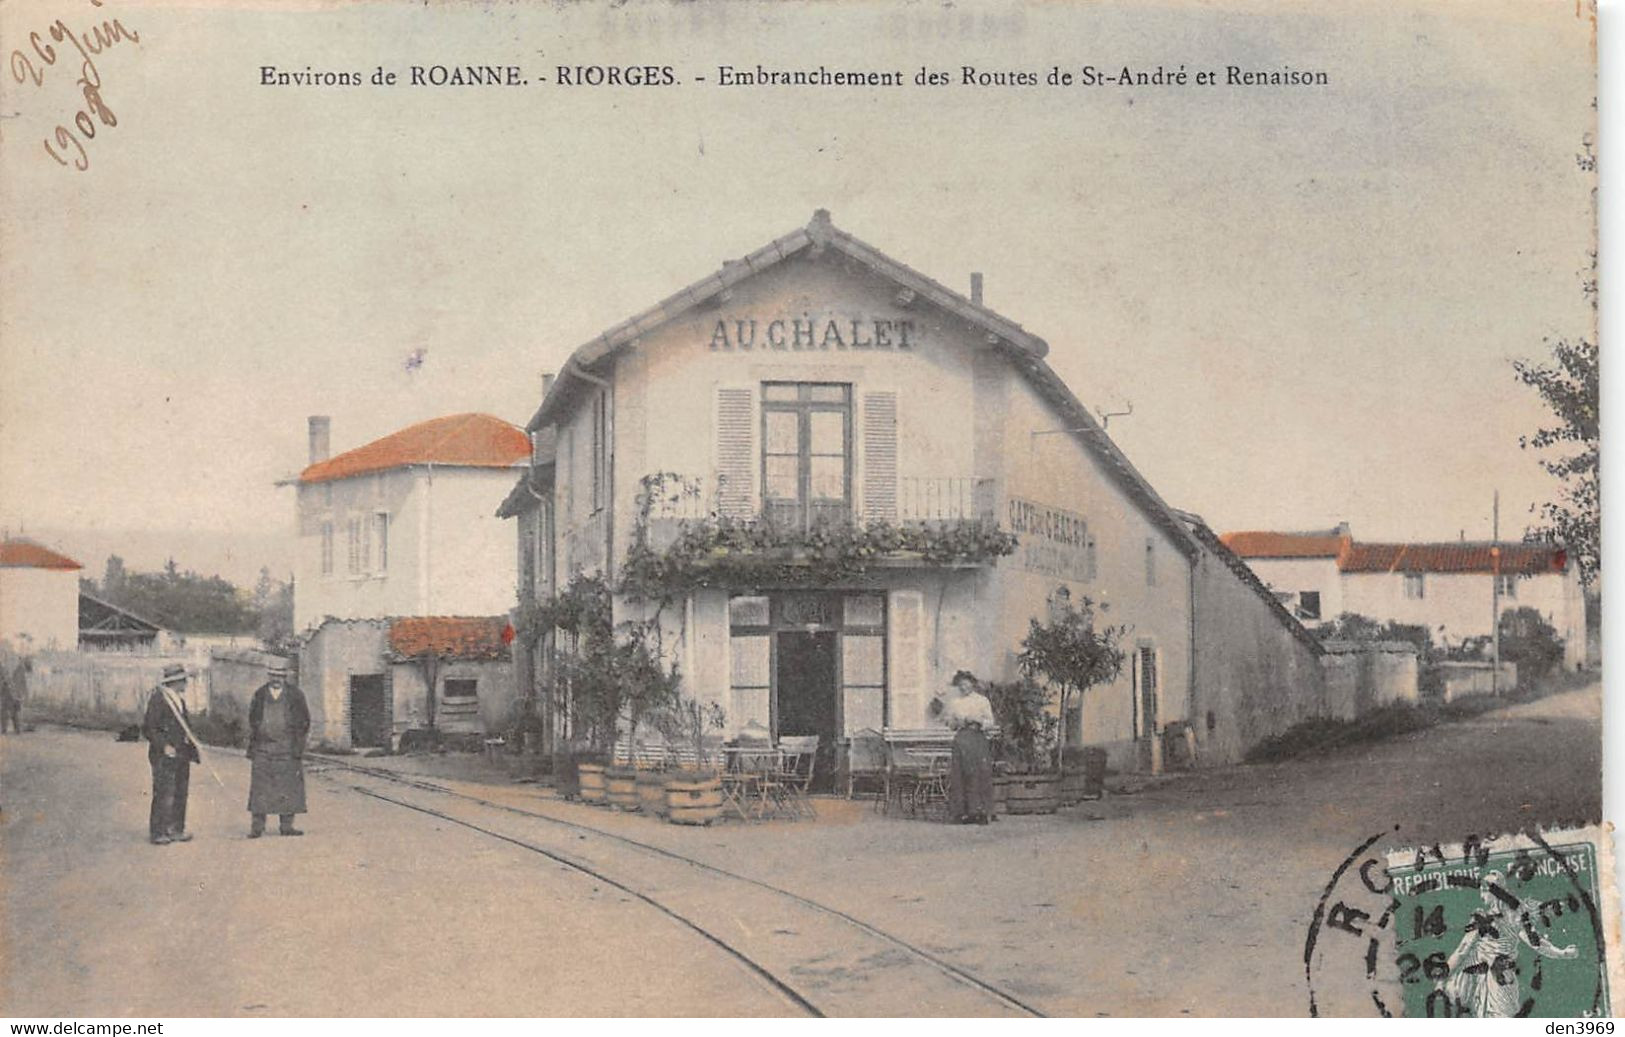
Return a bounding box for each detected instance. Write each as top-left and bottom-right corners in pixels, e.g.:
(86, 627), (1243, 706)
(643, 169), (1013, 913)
(535, 572), (682, 754)
(252, 567), (297, 654)
(982, 676), (1057, 772)
(1313, 612), (1434, 658)
(85, 555), (279, 636)
(1498, 606), (1566, 687)
(1016, 587), (1126, 770)
(1513, 337), (1598, 585)
(652, 695), (728, 771)
(619, 472), (1019, 600)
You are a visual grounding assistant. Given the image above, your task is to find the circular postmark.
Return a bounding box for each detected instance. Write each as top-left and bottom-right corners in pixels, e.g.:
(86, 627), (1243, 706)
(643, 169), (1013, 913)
(1305, 828), (1609, 1018)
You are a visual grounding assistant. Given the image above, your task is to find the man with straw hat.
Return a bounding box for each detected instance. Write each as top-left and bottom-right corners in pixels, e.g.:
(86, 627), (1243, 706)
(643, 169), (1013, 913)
(142, 664), (200, 845)
(246, 658), (310, 838)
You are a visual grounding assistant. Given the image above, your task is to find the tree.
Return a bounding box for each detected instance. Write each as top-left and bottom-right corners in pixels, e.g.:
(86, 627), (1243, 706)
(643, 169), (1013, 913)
(1514, 338), (1598, 586)
(102, 555), (127, 599)
(1017, 587), (1127, 771)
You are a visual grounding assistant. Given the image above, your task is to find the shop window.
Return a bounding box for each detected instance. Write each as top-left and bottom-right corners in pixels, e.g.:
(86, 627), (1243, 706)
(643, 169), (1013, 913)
(1297, 591), (1321, 620)
(444, 678), (478, 701)
(842, 593), (885, 628)
(841, 633), (885, 735)
(1404, 573), (1426, 600)
(729, 634), (772, 732)
(761, 382), (851, 529)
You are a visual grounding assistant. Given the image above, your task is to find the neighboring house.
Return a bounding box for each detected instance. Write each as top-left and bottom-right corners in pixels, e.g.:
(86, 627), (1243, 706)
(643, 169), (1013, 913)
(501, 210), (1324, 772)
(0, 538), (83, 651)
(299, 615), (516, 749)
(1222, 526), (1586, 670)
(290, 412), (530, 631)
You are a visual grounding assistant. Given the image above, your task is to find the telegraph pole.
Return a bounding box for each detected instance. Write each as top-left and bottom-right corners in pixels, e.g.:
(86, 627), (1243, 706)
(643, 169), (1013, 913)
(1491, 490), (1502, 696)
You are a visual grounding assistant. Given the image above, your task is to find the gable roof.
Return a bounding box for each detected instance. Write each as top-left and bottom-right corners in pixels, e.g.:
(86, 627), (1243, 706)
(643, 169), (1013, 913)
(0, 538), (82, 570)
(300, 413), (529, 484)
(387, 616), (512, 661)
(79, 591), (165, 637)
(1340, 542), (1568, 576)
(525, 209), (1201, 559)
(1178, 513), (1324, 656)
(1221, 530), (1351, 561)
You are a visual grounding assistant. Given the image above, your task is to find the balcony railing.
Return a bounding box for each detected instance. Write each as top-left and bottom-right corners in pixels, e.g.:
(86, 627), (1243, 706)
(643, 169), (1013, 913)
(641, 473), (997, 525)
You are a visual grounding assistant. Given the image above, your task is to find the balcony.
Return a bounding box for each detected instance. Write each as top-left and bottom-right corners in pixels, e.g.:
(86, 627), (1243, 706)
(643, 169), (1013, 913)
(626, 473), (1016, 595)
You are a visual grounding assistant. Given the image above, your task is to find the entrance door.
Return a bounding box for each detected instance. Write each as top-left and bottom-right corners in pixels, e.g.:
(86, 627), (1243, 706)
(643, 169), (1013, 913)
(775, 631), (838, 788)
(349, 674), (388, 749)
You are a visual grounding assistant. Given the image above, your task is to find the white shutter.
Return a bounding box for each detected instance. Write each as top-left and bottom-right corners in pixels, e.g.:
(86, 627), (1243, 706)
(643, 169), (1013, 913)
(887, 589), (926, 727)
(861, 391), (898, 522)
(715, 386), (756, 519)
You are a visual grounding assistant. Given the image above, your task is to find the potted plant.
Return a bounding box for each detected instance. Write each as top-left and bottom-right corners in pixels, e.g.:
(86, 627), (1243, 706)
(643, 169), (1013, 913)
(1015, 587), (1126, 810)
(658, 696), (727, 825)
(984, 676), (1061, 814)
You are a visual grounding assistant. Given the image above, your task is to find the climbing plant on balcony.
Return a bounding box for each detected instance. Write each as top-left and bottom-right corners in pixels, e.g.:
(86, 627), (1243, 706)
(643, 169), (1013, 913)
(619, 472), (1019, 601)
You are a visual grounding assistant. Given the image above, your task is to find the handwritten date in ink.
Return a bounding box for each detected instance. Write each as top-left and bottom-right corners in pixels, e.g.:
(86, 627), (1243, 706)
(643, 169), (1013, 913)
(8, 0), (140, 172)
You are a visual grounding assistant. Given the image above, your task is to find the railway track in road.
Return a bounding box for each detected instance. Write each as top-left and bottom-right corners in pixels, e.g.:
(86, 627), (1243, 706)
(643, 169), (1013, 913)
(306, 752), (1045, 1018)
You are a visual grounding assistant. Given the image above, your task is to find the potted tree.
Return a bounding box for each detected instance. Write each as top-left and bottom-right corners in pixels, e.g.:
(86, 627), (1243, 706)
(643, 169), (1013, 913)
(1016, 587), (1126, 810)
(984, 675), (1060, 814)
(608, 618), (682, 813)
(661, 696), (727, 825)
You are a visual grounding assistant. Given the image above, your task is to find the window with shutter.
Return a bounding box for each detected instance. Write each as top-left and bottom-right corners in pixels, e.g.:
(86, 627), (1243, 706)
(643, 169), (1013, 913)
(716, 387), (755, 519)
(887, 589), (926, 727)
(861, 391), (898, 522)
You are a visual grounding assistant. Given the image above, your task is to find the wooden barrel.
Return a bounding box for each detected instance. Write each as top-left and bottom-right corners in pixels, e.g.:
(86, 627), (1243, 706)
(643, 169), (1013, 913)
(606, 766), (640, 811)
(665, 776), (723, 826)
(992, 775), (1012, 814)
(578, 763), (608, 805)
(636, 770), (668, 817)
(1004, 774), (1060, 815)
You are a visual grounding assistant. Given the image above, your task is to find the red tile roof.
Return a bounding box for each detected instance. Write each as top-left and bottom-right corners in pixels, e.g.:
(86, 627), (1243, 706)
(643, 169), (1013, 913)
(1220, 531), (1350, 560)
(0, 538), (83, 570)
(387, 616), (512, 660)
(1340, 542), (1568, 576)
(300, 413), (528, 484)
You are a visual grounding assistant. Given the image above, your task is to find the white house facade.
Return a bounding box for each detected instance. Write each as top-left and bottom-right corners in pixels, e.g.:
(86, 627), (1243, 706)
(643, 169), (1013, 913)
(504, 211), (1324, 774)
(0, 538), (83, 652)
(291, 413), (530, 632)
(1223, 528), (1587, 669)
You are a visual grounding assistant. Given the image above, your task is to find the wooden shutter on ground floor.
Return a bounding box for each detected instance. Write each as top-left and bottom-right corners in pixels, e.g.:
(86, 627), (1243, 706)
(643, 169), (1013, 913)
(887, 589), (926, 727)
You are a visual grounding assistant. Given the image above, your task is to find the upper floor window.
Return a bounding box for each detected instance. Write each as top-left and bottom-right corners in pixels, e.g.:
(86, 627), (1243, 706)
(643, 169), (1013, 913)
(1297, 591), (1322, 621)
(1498, 574), (1519, 598)
(373, 513), (389, 573)
(761, 382), (851, 529)
(320, 522), (334, 576)
(1404, 573), (1426, 599)
(347, 517), (364, 575)
(1144, 537), (1157, 587)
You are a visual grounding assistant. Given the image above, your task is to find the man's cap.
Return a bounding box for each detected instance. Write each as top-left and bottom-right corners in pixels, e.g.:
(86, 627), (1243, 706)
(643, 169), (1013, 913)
(160, 663), (189, 685)
(266, 659), (290, 677)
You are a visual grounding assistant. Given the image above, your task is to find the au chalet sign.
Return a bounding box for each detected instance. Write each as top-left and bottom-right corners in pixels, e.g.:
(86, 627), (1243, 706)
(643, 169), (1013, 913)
(709, 315), (916, 351)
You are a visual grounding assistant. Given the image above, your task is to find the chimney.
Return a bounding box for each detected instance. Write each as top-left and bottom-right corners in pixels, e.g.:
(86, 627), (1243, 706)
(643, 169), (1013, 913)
(308, 416), (331, 465)
(970, 272), (984, 307)
(1336, 520), (1351, 537)
(541, 372), (555, 398)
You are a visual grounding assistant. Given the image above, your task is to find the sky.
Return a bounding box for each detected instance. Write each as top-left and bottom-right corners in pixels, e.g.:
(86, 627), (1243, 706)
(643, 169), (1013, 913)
(0, 0), (1597, 583)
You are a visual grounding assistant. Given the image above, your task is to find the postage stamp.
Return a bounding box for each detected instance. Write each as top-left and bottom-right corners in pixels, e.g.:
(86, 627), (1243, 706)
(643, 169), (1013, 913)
(1305, 825), (1621, 1018)
(1385, 829), (1618, 1018)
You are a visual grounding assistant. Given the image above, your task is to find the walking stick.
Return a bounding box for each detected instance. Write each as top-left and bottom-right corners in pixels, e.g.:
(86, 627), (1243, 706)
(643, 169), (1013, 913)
(158, 684), (230, 793)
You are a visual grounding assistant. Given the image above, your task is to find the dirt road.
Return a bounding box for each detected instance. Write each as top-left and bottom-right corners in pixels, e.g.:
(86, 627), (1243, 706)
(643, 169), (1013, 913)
(1, 683), (1603, 1016)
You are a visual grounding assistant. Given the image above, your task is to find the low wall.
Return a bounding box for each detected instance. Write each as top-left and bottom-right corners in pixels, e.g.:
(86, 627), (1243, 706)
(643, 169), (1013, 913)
(1434, 661), (1518, 703)
(23, 648), (210, 724)
(1319, 641), (1420, 719)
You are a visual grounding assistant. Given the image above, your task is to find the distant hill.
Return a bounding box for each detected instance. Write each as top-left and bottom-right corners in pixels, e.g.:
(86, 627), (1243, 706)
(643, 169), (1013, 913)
(22, 527), (292, 587)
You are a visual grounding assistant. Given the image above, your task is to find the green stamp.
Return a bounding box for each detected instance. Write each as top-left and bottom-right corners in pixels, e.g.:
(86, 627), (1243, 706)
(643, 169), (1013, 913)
(1387, 835), (1611, 1018)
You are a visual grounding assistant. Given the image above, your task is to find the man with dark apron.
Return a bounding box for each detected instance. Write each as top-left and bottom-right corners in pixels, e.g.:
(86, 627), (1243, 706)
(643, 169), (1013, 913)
(246, 660), (310, 838)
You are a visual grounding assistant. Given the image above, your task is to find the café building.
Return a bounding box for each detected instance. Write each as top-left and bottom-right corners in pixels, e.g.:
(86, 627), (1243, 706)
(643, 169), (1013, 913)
(502, 210), (1323, 775)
